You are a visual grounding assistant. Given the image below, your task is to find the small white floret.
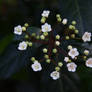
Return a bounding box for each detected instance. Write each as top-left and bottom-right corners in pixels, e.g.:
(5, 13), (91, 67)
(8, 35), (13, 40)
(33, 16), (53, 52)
(64, 57), (69, 62)
(86, 58), (92, 68)
(14, 25), (22, 35)
(67, 62), (77, 72)
(41, 23), (52, 32)
(62, 18), (68, 25)
(31, 61), (42, 72)
(18, 41), (27, 50)
(50, 71), (60, 80)
(41, 10), (50, 17)
(82, 32), (91, 42)
(68, 48), (79, 59)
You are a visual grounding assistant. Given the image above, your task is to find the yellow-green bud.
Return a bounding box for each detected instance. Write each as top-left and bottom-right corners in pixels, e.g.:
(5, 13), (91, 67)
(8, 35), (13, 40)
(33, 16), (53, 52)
(24, 23), (29, 27)
(83, 56), (87, 60)
(44, 54), (49, 59)
(68, 59), (72, 62)
(57, 17), (62, 22)
(56, 35), (60, 39)
(68, 45), (72, 50)
(84, 50), (89, 55)
(55, 67), (60, 71)
(28, 42), (32, 47)
(43, 32), (48, 36)
(55, 41), (60, 46)
(43, 48), (48, 53)
(65, 36), (70, 40)
(25, 35), (29, 39)
(41, 17), (46, 23)
(71, 34), (75, 38)
(46, 59), (51, 63)
(36, 35), (40, 39)
(69, 25), (75, 30)
(22, 27), (26, 31)
(75, 30), (79, 34)
(40, 35), (45, 40)
(31, 57), (35, 61)
(32, 33), (36, 37)
(53, 48), (57, 53)
(56, 14), (61, 18)
(58, 62), (63, 67)
(72, 21), (76, 25)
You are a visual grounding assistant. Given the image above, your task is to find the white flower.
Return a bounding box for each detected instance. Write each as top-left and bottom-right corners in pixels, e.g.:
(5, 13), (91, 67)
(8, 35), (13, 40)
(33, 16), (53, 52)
(14, 25), (22, 35)
(64, 57), (69, 62)
(41, 23), (52, 32)
(68, 48), (79, 59)
(86, 58), (92, 68)
(50, 71), (60, 80)
(31, 61), (42, 72)
(62, 18), (68, 25)
(67, 62), (77, 72)
(41, 10), (50, 17)
(82, 32), (91, 42)
(18, 41), (27, 50)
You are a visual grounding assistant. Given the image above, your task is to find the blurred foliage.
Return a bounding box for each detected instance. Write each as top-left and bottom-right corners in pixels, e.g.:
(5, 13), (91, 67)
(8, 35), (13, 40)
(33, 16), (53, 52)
(0, 0), (92, 92)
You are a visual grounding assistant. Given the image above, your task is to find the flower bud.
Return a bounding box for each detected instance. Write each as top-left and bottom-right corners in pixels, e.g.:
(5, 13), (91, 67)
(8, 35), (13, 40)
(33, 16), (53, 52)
(41, 17), (46, 23)
(65, 36), (70, 40)
(22, 27), (26, 31)
(56, 35), (60, 40)
(44, 54), (49, 59)
(55, 41), (60, 46)
(74, 29), (79, 34)
(69, 25), (75, 30)
(62, 18), (68, 25)
(31, 57), (35, 61)
(43, 48), (48, 53)
(53, 48), (57, 53)
(84, 50), (89, 55)
(71, 34), (75, 38)
(57, 17), (62, 22)
(40, 35), (45, 40)
(28, 42), (32, 47)
(25, 35), (29, 39)
(43, 32), (48, 36)
(24, 23), (29, 27)
(46, 59), (51, 63)
(32, 33), (36, 37)
(58, 62), (63, 67)
(55, 67), (60, 71)
(68, 45), (72, 50)
(56, 14), (60, 18)
(72, 21), (76, 25)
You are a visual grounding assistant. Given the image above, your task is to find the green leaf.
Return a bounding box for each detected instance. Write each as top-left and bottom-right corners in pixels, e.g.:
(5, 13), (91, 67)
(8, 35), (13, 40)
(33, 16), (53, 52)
(0, 34), (13, 55)
(59, 0), (92, 33)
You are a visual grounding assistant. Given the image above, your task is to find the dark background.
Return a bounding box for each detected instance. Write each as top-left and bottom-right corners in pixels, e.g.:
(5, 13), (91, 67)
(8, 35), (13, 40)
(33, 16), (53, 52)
(0, 0), (92, 92)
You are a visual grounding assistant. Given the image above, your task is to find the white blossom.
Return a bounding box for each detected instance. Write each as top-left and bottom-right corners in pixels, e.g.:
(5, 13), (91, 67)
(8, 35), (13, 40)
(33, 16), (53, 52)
(67, 62), (77, 72)
(18, 41), (27, 50)
(68, 48), (79, 59)
(62, 18), (68, 25)
(50, 71), (60, 80)
(31, 61), (42, 72)
(41, 10), (50, 17)
(14, 25), (22, 35)
(86, 58), (92, 68)
(82, 32), (91, 42)
(64, 57), (69, 62)
(41, 23), (52, 32)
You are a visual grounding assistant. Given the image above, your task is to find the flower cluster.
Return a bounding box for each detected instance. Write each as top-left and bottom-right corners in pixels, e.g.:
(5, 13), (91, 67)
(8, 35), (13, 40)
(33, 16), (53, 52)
(14, 10), (92, 80)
